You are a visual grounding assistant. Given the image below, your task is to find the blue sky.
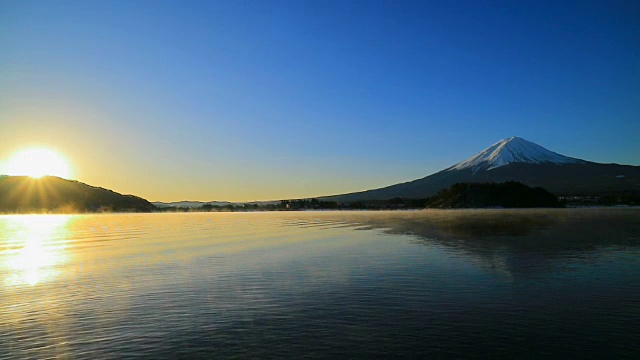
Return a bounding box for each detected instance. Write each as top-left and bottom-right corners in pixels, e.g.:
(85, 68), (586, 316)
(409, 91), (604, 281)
(1, 0), (639, 201)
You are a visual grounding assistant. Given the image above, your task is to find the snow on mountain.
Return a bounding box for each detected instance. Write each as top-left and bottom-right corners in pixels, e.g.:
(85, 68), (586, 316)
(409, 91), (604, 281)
(448, 137), (586, 173)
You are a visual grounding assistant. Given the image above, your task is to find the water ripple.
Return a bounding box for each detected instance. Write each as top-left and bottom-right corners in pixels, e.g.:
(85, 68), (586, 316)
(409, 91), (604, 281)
(0, 210), (639, 358)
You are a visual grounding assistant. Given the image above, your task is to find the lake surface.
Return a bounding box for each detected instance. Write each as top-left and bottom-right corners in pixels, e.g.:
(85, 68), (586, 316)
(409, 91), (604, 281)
(1, 209), (639, 358)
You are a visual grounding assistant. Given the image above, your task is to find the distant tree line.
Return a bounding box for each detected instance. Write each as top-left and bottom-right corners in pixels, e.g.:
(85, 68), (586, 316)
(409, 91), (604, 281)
(560, 191), (640, 207)
(156, 182), (579, 212)
(155, 197), (430, 212)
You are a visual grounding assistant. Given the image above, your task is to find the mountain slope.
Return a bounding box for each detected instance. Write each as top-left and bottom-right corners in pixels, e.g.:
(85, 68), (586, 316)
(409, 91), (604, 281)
(0, 176), (156, 213)
(322, 137), (640, 202)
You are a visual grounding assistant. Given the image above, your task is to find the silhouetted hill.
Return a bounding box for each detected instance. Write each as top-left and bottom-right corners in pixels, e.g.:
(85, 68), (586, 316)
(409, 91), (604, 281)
(0, 176), (156, 213)
(426, 182), (562, 208)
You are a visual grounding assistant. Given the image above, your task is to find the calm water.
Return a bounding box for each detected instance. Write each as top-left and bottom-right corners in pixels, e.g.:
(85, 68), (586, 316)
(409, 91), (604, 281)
(0, 209), (639, 358)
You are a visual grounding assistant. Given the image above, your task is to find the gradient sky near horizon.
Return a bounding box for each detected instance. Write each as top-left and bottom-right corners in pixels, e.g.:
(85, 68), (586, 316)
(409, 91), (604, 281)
(1, 0), (639, 202)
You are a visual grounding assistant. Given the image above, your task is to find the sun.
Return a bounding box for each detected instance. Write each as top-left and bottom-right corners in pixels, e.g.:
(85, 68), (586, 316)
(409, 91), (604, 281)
(3, 148), (72, 179)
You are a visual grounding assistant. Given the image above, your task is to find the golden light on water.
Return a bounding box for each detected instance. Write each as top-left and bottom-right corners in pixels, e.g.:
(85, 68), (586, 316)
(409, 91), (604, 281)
(2, 215), (72, 286)
(2, 148), (73, 179)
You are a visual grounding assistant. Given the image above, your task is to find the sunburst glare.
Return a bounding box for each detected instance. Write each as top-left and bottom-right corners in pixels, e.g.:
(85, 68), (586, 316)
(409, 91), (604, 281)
(2, 148), (72, 179)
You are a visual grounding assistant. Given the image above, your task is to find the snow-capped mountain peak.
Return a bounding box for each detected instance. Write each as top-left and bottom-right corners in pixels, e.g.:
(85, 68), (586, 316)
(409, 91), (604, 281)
(448, 137), (585, 172)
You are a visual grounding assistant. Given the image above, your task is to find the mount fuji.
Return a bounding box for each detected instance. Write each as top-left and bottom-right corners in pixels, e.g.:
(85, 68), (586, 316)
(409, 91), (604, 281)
(447, 137), (585, 172)
(322, 136), (640, 202)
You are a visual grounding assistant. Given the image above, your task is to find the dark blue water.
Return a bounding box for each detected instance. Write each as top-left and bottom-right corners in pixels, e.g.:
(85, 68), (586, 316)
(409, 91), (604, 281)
(1, 209), (639, 358)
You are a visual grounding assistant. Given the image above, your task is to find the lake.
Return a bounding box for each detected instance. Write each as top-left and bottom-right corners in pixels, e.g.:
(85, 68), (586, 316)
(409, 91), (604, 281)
(1, 209), (639, 358)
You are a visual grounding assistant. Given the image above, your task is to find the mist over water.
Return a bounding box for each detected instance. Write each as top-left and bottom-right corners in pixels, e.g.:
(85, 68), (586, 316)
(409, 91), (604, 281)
(1, 210), (639, 358)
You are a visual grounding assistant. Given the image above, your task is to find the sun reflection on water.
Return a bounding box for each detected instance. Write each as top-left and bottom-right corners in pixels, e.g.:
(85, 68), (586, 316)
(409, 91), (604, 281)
(1, 215), (72, 286)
